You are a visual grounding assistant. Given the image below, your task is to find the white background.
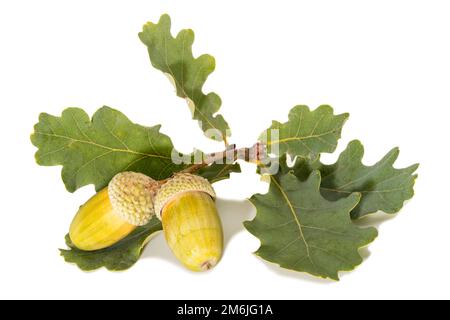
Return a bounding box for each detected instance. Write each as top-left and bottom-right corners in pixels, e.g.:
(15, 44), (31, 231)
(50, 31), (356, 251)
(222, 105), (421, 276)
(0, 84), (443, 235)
(0, 0), (449, 300)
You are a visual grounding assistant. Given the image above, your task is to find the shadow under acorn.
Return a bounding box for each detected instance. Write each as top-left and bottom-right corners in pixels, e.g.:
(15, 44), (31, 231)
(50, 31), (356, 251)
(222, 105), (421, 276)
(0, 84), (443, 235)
(141, 198), (395, 281)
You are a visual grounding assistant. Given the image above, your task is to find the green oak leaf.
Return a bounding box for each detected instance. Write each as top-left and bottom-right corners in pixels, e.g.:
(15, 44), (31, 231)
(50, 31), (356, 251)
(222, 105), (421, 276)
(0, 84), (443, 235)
(245, 169), (377, 280)
(260, 105), (348, 159)
(59, 169), (236, 271)
(198, 163), (241, 184)
(30, 106), (189, 193)
(139, 14), (230, 142)
(60, 217), (163, 272)
(289, 140), (419, 219)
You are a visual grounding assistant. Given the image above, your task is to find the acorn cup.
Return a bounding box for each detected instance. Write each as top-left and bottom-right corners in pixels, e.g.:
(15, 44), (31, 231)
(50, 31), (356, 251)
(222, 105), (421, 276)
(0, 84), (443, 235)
(69, 172), (158, 251)
(154, 173), (224, 272)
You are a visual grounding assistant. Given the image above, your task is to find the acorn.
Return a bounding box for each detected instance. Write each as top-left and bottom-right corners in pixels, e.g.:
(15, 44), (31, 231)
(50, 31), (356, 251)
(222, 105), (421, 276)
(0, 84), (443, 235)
(154, 173), (224, 272)
(69, 172), (158, 251)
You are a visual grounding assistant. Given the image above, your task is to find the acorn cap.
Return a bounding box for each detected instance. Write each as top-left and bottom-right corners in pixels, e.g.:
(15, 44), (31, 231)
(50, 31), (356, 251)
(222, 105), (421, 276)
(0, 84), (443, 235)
(108, 172), (158, 226)
(154, 173), (216, 220)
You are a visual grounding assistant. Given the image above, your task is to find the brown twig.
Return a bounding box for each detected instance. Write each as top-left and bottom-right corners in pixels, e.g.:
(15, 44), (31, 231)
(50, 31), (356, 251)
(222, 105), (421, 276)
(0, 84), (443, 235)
(180, 142), (267, 175)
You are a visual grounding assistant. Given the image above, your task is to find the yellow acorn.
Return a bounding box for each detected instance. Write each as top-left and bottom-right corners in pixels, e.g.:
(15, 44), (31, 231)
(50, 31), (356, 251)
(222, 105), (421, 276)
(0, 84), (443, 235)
(154, 173), (223, 272)
(69, 172), (158, 251)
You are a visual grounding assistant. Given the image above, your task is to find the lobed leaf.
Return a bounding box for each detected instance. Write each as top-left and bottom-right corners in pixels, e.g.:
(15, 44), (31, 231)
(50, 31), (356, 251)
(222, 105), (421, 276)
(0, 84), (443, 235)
(246, 165), (377, 280)
(289, 140), (419, 219)
(260, 105), (348, 159)
(139, 14), (230, 141)
(31, 106), (189, 192)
